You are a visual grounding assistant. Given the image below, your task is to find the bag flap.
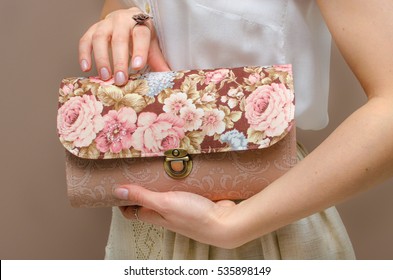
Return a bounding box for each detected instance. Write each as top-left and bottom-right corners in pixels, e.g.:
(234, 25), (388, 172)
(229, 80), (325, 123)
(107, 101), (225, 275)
(57, 65), (295, 159)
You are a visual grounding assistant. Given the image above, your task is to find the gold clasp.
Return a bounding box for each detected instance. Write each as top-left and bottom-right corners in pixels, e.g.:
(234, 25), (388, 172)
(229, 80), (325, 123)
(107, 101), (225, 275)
(164, 149), (193, 179)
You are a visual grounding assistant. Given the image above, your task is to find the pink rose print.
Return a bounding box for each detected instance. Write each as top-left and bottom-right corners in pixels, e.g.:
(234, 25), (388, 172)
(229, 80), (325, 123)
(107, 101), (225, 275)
(89, 76), (115, 86)
(57, 95), (104, 147)
(61, 84), (74, 95)
(205, 69), (229, 84)
(131, 112), (185, 155)
(163, 92), (193, 115)
(180, 105), (204, 131)
(95, 107), (137, 153)
(248, 73), (261, 85)
(245, 83), (294, 137)
(201, 109), (226, 136)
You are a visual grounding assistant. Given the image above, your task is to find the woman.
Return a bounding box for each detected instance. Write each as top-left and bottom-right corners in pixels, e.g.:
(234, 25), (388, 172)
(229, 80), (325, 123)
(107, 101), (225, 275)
(78, 0), (393, 259)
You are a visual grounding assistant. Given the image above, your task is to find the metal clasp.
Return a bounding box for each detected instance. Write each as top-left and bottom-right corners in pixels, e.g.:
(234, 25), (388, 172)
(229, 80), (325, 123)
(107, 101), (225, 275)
(164, 149), (193, 179)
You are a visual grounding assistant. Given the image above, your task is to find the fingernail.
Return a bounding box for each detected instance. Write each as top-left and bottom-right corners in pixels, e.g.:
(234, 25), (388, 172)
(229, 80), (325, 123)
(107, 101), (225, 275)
(132, 56), (143, 69)
(100, 67), (110, 80)
(80, 59), (89, 71)
(115, 71), (126, 85)
(113, 188), (129, 200)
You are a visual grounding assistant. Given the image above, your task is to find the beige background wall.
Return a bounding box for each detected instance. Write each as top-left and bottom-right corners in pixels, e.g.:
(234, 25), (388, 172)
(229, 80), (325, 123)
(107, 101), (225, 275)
(0, 0), (392, 259)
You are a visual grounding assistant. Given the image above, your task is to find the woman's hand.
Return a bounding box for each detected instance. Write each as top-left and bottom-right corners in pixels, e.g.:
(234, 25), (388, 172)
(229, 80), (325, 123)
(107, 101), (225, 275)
(78, 7), (170, 86)
(113, 185), (244, 248)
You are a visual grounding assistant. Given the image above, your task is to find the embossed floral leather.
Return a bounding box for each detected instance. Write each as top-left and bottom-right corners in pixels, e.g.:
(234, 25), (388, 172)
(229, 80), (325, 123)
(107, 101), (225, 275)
(58, 65), (296, 207)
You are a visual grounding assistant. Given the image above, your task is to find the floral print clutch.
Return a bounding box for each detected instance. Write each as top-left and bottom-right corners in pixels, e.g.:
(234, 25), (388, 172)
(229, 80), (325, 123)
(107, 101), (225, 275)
(57, 65), (296, 207)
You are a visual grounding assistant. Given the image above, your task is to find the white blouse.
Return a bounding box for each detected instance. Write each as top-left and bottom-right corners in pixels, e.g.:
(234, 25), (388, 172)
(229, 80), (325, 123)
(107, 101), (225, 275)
(122, 0), (331, 130)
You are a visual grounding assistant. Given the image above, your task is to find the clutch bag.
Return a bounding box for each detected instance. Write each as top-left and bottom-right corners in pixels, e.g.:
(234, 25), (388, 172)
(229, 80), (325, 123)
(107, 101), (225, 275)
(57, 65), (296, 207)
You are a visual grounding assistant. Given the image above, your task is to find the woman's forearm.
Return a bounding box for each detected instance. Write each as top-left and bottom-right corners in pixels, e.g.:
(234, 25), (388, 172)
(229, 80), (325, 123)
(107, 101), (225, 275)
(229, 96), (393, 247)
(218, 0), (393, 248)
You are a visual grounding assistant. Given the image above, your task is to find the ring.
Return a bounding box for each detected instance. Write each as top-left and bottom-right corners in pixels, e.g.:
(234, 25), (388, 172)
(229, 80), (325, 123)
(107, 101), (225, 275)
(133, 207), (140, 221)
(132, 13), (152, 25)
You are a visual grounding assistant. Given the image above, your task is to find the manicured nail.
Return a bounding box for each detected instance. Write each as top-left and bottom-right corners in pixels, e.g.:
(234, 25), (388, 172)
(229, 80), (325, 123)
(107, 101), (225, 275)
(113, 188), (129, 200)
(100, 67), (110, 80)
(80, 59), (89, 71)
(115, 71), (126, 85)
(132, 56), (143, 69)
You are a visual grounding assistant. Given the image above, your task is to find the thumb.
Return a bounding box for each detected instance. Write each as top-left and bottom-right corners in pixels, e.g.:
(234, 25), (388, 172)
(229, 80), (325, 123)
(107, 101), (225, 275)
(148, 39), (171, 72)
(113, 184), (163, 211)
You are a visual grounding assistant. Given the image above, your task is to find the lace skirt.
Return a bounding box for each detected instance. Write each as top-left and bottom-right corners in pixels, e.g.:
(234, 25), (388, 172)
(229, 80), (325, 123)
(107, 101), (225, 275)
(104, 144), (355, 259)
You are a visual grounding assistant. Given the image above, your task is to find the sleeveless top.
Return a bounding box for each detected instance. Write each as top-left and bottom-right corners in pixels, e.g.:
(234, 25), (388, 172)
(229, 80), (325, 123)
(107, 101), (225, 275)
(122, 0), (331, 130)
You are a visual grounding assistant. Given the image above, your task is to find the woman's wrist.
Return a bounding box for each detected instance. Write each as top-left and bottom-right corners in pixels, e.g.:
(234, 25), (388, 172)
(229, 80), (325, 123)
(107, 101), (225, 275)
(207, 202), (256, 249)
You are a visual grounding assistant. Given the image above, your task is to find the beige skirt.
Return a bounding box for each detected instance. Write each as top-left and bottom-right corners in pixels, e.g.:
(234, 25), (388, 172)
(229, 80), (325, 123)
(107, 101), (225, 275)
(104, 144), (355, 260)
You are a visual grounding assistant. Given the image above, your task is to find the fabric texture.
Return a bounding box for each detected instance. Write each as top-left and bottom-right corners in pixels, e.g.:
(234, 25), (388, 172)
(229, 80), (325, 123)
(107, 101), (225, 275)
(123, 0), (331, 130)
(60, 65), (298, 207)
(58, 66), (295, 159)
(104, 144), (355, 260)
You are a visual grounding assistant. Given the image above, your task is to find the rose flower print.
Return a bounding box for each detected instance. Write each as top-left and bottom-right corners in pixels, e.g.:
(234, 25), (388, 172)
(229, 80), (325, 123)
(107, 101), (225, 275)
(179, 105), (204, 131)
(57, 95), (104, 148)
(204, 69), (229, 84)
(201, 109), (226, 136)
(95, 107), (137, 153)
(131, 112), (185, 155)
(163, 92), (193, 115)
(57, 65), (294, 159)
(245, 83), (294, 138)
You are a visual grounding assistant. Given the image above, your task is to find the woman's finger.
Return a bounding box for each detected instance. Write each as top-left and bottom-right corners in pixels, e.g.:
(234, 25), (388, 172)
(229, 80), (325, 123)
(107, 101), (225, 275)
(111, 21), (132, 85)
(80, 7), (170, 78)
(92, 21), (113, 80)
(79, 24), (97, 72)
(114, 185), (167, 212)
(148, 38), (171, 72)
(131, 24), (152, 70)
